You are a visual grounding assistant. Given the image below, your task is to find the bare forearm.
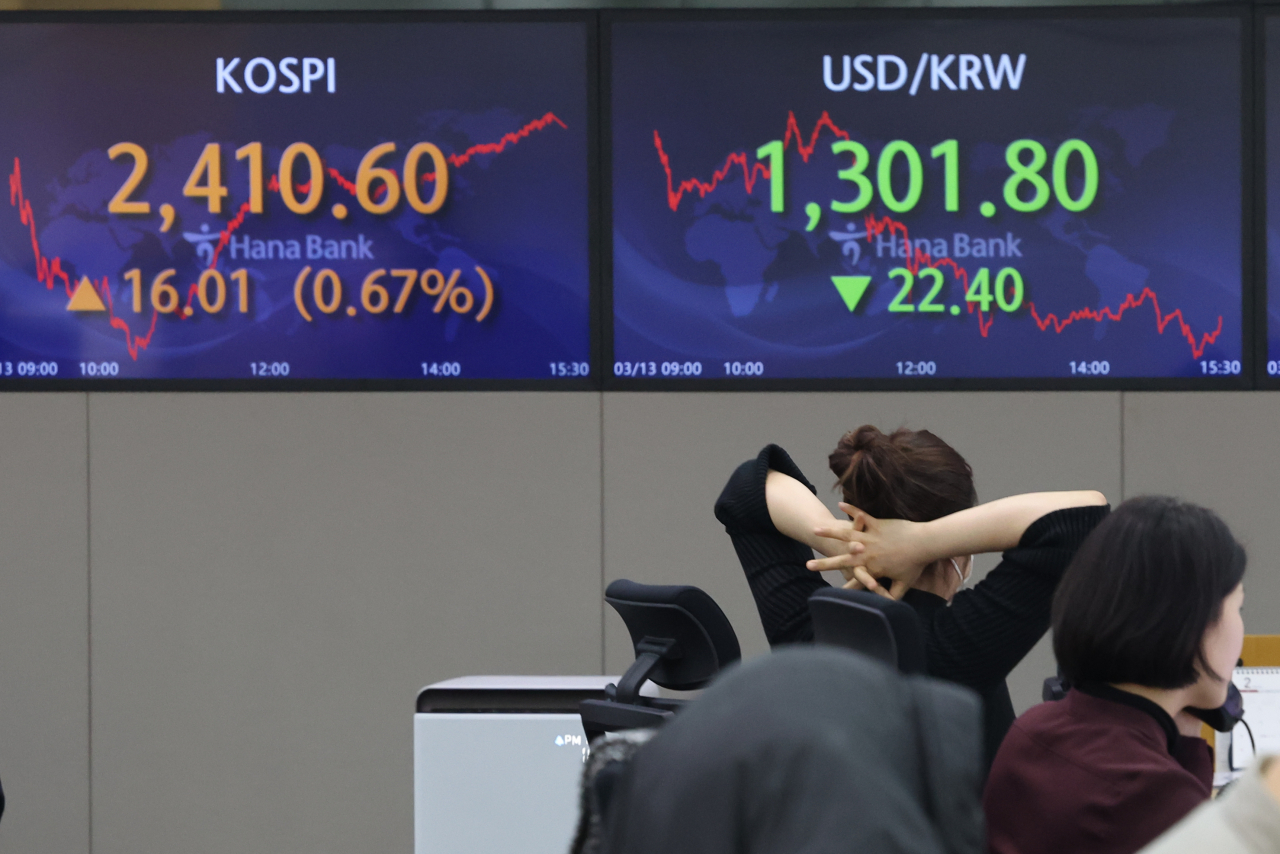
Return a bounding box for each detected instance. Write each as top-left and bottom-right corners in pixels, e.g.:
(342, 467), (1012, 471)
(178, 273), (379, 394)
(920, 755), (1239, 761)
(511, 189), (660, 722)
(914, 490), (1108, 563)
(765, 470), (850, 557)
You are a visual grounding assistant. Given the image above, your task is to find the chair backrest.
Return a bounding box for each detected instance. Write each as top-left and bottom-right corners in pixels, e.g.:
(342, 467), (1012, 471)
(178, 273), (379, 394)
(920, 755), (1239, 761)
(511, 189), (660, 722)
(605, 579), (742, 692)
(807, 587), (927, 675)
(579, 581), (742, 743)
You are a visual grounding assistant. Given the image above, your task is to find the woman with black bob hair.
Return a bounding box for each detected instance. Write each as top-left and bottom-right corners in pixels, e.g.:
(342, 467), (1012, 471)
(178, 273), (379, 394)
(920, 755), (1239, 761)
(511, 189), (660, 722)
(984, 496), (1247, 854)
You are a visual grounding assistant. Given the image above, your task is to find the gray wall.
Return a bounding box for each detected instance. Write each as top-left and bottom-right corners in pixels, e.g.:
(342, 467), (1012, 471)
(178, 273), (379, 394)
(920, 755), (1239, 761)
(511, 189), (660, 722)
(1, 389), (1274, 854)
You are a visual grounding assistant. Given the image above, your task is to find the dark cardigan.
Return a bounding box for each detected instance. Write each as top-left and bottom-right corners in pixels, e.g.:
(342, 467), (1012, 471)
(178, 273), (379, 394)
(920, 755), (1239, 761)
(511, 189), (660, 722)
(984, 686), (1213, 854)
(714, 444), (1109, 768)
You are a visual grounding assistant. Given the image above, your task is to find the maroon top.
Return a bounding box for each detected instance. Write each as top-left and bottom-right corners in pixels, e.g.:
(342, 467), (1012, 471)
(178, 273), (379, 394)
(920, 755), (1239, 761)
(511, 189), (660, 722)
(984, 686), (1213, 854)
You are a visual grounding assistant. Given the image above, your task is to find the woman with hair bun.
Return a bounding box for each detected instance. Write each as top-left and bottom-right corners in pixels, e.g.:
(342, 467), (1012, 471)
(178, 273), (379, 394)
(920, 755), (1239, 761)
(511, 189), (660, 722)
(715, 428), (1108, 767)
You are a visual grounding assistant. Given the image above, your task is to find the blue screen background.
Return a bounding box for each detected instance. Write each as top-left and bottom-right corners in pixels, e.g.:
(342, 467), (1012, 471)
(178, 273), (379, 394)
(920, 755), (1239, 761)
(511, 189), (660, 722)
(0, 21), (591, 380)
(611, 17), (1243, 380)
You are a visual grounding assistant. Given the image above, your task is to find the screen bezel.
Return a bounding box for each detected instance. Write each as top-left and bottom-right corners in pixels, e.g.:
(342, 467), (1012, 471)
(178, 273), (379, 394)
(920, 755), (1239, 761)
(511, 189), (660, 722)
(601, 5), (1255, 392)
(0, 9), (602, 391)
(1255, 8), (1277, 389)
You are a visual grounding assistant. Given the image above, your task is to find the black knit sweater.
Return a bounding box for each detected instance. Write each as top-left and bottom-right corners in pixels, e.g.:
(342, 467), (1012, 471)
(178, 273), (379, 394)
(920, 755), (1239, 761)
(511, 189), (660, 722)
(714, 444), (1109, 768)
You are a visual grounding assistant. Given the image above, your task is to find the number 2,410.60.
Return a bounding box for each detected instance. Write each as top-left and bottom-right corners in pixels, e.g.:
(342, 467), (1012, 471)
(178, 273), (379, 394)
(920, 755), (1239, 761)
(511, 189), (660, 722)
(107, 140), (449, 220)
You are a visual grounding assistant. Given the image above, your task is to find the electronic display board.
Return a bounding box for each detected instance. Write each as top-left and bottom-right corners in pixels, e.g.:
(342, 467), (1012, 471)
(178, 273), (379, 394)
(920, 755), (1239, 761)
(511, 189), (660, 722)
(609, 13), (1246, 384)
(0, 18), (593, 384)
(1265, 14), (1280, 382)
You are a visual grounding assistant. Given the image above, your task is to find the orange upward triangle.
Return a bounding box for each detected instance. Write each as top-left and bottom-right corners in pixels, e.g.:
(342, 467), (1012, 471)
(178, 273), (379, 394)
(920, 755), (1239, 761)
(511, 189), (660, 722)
(66, 277), (106, 312)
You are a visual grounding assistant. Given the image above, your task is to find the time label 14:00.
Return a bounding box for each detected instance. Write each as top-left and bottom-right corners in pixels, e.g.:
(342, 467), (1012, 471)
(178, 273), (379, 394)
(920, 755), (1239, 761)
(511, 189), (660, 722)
(754, 137), (1097, 217)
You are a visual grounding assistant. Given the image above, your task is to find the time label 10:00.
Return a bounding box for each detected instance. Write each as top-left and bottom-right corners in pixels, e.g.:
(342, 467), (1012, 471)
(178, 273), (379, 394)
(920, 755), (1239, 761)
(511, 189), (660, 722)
(754, 137), (1097, 217)
(107, 140), (448, 220)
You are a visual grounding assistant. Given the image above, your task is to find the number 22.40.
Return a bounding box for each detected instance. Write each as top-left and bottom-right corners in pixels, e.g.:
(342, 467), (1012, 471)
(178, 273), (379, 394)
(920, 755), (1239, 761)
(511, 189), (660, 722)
(886, 266), (1024, 315)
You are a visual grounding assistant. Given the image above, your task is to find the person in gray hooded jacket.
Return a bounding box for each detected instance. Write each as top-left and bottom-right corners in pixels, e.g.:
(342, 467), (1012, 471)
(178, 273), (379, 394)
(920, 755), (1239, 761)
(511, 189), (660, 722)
(600, 646), (985, 854)
(1140, 758), (1280, 854)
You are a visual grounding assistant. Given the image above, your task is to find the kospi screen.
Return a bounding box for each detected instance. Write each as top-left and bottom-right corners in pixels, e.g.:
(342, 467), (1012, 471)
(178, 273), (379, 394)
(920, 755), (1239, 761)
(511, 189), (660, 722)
(609, 13), (1245, 384)
(0, 18), (592, 383)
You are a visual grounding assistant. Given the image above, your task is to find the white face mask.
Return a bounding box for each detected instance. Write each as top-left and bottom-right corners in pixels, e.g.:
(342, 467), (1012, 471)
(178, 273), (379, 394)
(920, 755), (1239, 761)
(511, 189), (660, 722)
(949, 557), (973, 587)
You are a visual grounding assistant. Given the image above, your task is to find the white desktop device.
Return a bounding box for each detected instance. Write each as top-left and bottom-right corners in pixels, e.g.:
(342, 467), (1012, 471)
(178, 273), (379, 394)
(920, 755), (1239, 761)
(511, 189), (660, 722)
(414, 675), (654, 854)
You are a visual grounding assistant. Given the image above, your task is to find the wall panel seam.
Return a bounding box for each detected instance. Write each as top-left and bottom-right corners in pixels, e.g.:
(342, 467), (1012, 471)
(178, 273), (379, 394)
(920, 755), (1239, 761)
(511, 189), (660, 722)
(84, 392), (93, 854)
(598, 391), (605, 674)
(1119, 391), (1126, 501)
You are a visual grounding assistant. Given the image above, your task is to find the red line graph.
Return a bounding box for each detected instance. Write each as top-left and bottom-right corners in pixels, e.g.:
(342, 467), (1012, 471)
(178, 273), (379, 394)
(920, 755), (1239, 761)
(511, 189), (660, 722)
(446, 111), (567, 169)
(6, 111), (567, 360)
(862, 214), (993, 336)
(9, 159), (71, 297)
(862, 213), (1223, 359)
(219, 112), (567, 273)
(655, 110), (850, 211)
(654, 112), (1225, 360)
(10, 159), (157, 358)
(1028, 291), (1223, 358)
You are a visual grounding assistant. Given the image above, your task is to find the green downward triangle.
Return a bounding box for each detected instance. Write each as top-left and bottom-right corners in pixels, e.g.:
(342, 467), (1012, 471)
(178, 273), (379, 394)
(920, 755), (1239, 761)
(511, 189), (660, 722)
(831, 276), (872, 312)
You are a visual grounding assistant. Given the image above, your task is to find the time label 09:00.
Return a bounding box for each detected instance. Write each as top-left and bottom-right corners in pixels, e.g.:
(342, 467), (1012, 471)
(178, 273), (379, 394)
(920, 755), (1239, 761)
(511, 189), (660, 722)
(0, 361), (60, 376)
(613, 361), (767, 377)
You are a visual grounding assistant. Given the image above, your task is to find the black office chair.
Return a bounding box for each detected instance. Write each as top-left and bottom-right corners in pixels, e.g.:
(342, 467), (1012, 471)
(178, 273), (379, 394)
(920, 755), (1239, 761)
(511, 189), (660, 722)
(808, 587), (927, 674)
(579, 579), (742, 741)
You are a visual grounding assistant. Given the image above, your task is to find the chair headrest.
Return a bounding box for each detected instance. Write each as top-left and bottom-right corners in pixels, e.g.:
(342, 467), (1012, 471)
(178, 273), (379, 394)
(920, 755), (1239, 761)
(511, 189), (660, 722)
(605, 580), (741, 691)
(808, 587), (927, 675)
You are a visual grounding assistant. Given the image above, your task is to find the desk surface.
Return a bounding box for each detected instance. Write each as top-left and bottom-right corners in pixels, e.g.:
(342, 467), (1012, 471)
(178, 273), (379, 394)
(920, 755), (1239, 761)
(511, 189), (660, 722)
(1203, 635), (1280, 747)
